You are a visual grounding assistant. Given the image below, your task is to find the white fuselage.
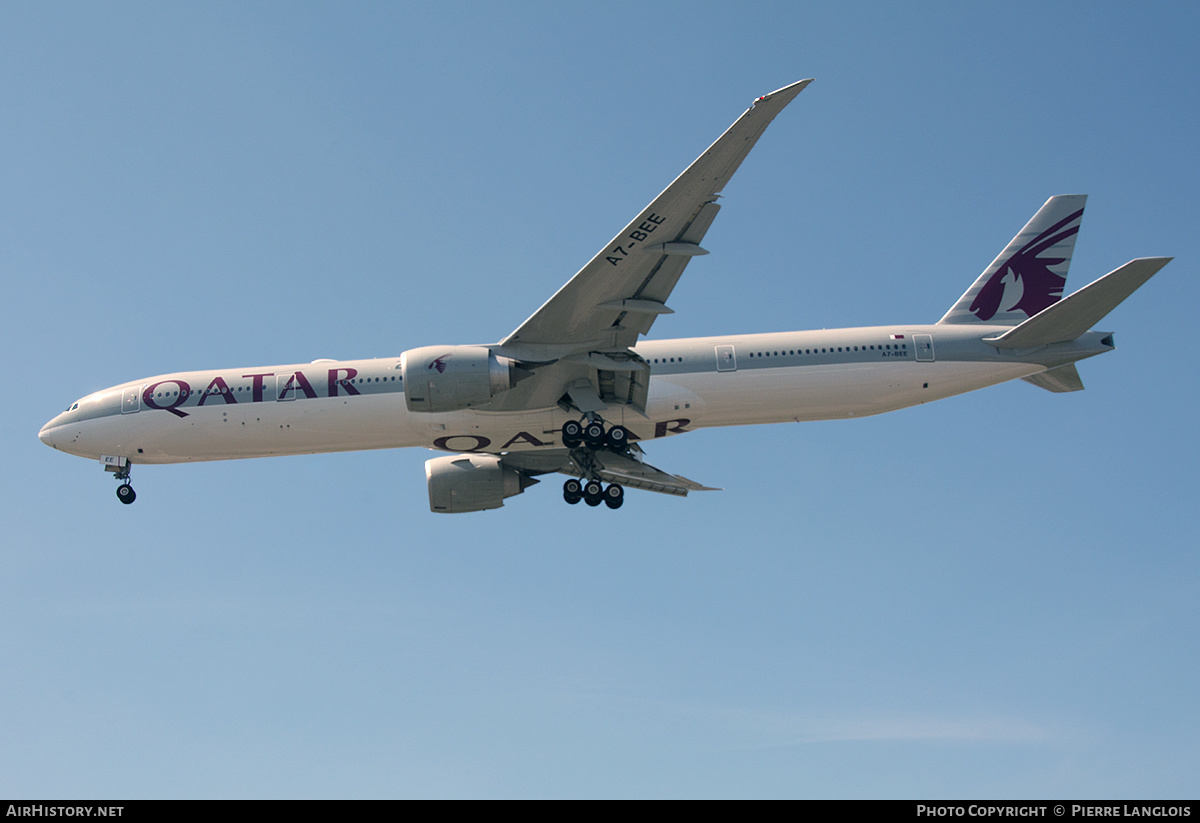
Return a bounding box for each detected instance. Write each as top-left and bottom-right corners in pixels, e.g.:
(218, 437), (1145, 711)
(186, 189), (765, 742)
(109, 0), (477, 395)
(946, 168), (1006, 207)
(38, 323), (1106, 466)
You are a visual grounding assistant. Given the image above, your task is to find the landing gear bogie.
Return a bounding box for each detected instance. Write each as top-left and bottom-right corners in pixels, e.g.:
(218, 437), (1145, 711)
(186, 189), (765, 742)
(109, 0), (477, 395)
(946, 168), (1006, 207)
(562, 477), (624, 511)
(564, 415), (632, 455)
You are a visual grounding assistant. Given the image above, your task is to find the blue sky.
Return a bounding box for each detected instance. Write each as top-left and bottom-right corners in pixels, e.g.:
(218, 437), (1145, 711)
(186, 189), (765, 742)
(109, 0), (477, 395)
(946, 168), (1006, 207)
(4, 1), (1198, 798)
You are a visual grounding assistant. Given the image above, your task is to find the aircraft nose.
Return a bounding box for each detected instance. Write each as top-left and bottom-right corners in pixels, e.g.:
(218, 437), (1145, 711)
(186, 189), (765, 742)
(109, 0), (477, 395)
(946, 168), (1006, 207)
(38, 421), (57, 448)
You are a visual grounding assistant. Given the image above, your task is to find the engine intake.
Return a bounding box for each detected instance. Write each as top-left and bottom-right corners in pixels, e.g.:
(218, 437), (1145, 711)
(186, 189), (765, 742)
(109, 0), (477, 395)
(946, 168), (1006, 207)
(425, 454), (538, 513)
(401, 345), (529, 413)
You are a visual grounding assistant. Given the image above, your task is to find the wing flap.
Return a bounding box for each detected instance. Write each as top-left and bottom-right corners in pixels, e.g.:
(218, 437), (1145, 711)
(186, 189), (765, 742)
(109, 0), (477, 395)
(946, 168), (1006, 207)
(592, 450), (720, 496)
(496, 449), (720, 497)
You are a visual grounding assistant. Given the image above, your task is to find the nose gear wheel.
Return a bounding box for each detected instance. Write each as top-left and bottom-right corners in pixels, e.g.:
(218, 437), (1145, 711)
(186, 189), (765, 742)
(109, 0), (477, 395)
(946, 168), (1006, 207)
(111, 462), (137, 504)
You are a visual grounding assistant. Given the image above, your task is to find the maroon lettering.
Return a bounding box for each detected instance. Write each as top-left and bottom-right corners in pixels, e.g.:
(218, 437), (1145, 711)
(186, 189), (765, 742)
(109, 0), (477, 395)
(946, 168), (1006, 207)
(653, 418), (691, 438)
(242, 372), (275, 403)
(278, 371), (317, 400)
(500, 431), (546, 449)
(197, 375), (237, 406)
(432, 435), (492, 453)
(142, 379), (192, 418)
(328, 367), (361, 398)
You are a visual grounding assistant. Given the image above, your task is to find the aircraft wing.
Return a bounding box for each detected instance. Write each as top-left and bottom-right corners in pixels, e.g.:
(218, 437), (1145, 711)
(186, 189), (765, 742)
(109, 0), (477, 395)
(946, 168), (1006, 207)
(496, 79), (812, 361)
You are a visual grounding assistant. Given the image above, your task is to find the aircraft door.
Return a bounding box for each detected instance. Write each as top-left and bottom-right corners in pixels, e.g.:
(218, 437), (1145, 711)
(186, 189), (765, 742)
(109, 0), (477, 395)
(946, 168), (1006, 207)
(715, 345), (737, 371)
(276, 374), (294, 401)
(914, 334), (935, 362)
(121, 387), (141, 414)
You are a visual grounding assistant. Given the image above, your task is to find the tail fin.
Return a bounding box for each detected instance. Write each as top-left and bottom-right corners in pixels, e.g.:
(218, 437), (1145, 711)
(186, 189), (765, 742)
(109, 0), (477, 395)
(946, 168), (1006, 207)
(939, 194), (1087, 325)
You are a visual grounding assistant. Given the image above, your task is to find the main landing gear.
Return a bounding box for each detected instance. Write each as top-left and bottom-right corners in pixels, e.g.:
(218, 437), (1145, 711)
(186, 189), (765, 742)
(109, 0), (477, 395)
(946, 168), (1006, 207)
(560, 418), (629, 510)
(561, 419), (630, 451)
(561, 477), (624, 509)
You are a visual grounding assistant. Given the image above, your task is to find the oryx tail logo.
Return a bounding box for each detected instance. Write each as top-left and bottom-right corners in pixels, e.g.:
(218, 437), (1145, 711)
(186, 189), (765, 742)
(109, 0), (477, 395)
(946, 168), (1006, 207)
(428, 353), (452, 373)
(969, 208), (1083, 322)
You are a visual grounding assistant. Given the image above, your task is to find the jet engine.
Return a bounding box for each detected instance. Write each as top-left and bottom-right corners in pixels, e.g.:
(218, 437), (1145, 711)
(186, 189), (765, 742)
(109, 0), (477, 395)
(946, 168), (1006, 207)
(425, 453), (538, 513)
(401, 345), (529, 413)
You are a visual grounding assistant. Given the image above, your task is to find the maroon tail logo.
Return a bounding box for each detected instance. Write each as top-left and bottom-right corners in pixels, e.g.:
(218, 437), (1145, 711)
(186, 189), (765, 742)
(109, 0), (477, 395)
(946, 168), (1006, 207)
(429, 354), (451, 373)
(969, 208), (1083, 322)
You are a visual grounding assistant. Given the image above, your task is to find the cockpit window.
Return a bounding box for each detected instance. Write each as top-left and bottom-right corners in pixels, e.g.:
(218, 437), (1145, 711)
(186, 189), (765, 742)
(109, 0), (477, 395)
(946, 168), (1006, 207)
(65, 402), (79, 412)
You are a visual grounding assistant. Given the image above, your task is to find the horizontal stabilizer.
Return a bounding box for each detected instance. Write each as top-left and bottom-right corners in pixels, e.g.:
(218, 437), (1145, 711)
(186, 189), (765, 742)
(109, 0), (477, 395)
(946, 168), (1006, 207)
(1023, 363), (1085, 393)
(984, 257), (1171, 349)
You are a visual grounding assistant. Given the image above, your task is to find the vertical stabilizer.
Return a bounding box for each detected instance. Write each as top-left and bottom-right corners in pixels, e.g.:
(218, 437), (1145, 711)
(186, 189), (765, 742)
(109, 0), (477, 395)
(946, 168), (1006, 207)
(939, 195), (1086, 325)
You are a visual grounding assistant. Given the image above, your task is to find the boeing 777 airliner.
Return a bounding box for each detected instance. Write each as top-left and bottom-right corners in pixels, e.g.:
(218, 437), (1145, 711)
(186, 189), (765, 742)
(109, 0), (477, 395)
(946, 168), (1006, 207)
(38, 80), (1170, 512)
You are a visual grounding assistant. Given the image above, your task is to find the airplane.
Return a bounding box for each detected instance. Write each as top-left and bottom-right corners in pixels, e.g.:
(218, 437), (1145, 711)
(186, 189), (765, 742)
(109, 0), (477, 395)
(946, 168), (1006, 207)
(38, 79), (1171, 512)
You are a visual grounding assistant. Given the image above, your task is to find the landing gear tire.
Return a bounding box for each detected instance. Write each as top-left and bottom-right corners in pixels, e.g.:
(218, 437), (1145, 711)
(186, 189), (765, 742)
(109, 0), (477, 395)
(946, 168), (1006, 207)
(562, 420), (583, 449)
(116, 484), (136, 504)
(605, 425), (629, 450)
(583, 422), (606, 449)
(563, 478), (582, 505)
(583, 479), (604, 504)
(603, 484), (624, 510)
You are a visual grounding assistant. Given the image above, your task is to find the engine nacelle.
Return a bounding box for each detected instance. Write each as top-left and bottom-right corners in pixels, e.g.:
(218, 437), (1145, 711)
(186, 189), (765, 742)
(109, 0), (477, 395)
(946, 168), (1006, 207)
(425, 454), (537, 513)
(401, 345), (527, 413)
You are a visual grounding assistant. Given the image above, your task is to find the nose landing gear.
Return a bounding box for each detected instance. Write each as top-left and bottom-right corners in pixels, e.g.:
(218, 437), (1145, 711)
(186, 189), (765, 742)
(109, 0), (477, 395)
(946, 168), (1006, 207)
(108, 461), (137, 504)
